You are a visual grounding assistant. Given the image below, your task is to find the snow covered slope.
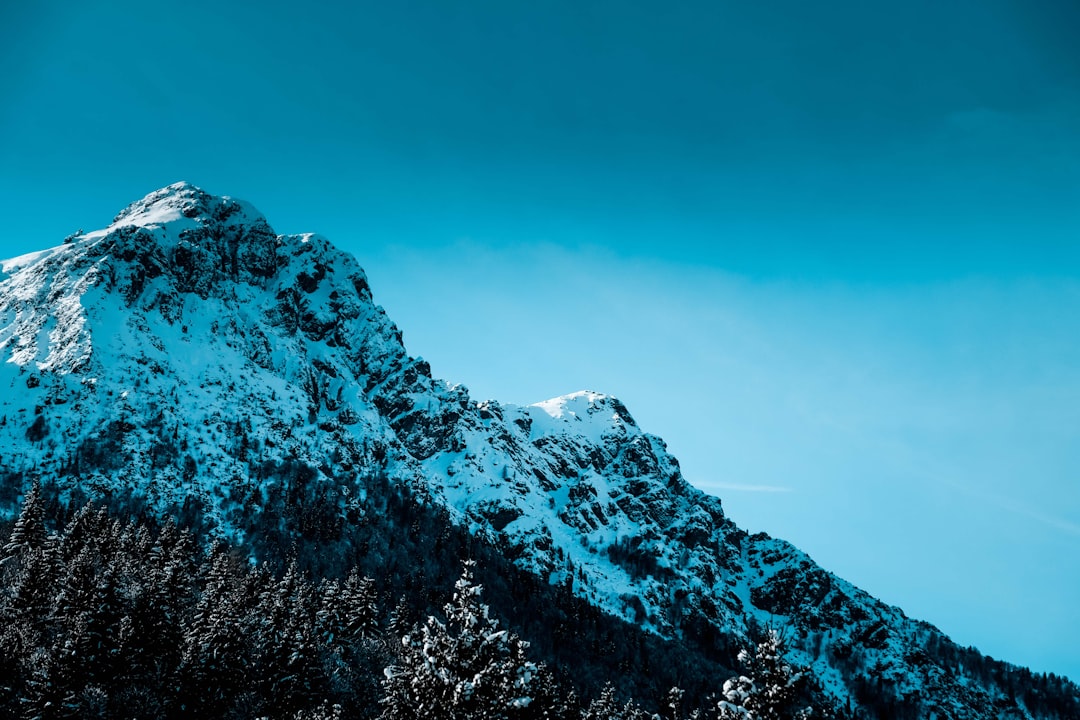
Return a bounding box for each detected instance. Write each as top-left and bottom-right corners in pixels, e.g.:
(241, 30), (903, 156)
(0, 183), (1071, 718)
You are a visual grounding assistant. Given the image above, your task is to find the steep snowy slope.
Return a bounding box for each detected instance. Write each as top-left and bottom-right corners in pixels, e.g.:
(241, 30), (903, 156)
(0, 183), (1073, 718)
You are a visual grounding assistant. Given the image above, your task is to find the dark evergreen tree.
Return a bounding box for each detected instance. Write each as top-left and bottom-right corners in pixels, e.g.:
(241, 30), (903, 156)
(254, 559), (326, 715)
(318, 567), (378, 650)
(2, 478), (46, 561)
(178, 544), (251, 716)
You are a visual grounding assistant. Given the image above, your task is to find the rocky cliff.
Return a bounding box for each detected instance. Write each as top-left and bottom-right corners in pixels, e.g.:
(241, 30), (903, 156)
(1, 183), (1073, 718)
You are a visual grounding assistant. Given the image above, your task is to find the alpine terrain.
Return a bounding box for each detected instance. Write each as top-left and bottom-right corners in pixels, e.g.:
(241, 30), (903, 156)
(0, 183), (1075, 718)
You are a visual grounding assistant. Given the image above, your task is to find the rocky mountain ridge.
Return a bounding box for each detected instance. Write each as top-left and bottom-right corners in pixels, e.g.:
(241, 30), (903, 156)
(1, 183), (1075, 718)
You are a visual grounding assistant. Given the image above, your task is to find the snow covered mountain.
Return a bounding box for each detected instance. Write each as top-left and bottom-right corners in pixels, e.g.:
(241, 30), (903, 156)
(1, 183), (1074, 718)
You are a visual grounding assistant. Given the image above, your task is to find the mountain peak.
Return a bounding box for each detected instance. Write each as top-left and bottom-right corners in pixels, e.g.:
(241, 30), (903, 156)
(3, 185), (1074, 718)
(111, 181), (207, 227)
(528, 390), (638, 439)
(90, 182), (283, 296)
(110, 181), (264, 231)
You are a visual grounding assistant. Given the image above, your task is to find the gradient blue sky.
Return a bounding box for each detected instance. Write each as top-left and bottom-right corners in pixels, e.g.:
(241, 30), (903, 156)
(3, 0), (1079, 681)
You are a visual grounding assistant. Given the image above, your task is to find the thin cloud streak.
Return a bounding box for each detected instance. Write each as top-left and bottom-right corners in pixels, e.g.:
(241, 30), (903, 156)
(698, 481), (793, 494)
(954, 478), (1080, 538)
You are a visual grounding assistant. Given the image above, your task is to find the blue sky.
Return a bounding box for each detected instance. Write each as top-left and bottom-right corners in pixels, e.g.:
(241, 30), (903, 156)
(3, 0), (1079, 681)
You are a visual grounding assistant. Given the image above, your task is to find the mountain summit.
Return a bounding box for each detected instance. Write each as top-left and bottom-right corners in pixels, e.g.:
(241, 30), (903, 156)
(1, 184), (1074, 718)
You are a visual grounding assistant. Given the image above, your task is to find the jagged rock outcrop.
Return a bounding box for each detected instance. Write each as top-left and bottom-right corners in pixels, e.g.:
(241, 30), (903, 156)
(1, 183), (1074, 719)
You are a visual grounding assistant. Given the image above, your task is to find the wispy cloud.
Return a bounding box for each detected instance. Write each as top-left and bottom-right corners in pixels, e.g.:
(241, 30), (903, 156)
(919, 467), (1080, 538)
(699, 481), (793, 494)
(1009, 505), (1080, 537)
(959, 480), (1080, 537)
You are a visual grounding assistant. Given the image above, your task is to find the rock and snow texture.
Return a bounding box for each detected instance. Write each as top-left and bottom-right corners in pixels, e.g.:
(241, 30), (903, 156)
(0, 183), (1053, 716)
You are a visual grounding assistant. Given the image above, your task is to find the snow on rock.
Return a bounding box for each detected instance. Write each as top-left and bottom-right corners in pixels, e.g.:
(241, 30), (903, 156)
(0, 182), (1052, 718)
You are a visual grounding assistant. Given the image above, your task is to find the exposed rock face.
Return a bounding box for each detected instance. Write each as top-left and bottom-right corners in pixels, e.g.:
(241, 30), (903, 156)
(0, 183), (1071, 718)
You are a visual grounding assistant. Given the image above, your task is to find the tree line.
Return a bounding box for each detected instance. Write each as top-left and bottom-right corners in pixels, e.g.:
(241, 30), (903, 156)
(0, 480), (814, 719)
(3, 458), (1077, 719)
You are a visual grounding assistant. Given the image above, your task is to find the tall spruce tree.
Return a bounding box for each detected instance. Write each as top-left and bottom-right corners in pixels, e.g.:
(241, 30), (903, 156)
(178, 544), (251, 715)
(3, 478), (46, 561)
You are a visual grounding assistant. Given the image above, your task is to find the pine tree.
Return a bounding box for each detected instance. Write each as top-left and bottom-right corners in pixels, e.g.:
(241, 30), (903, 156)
(341, 568), (379, 640)
(4, 532), (61, 631)
(126, 520), (194, 690)
(255, 560), (325, 714)
(318, 567), (379, 650)
(715, 629), (812, 720)
(387, 594), (413, 639)
(3, 478), (46, 562)
(664, 686), (687, 720)
(580, 683), (621, 720)
(178, 544), (251, 715)
(380, 560), (548, 719)
(21, 532), (125, 719)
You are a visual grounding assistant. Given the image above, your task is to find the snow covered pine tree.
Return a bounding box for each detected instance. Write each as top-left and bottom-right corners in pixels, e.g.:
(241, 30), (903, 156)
(380, 560), (552, 719)
(715, 628), (812, 720)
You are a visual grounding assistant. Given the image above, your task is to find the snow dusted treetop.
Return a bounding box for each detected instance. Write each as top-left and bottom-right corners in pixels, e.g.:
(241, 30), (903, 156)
(716, 629), (812, 720)
(380, 561), (544, 719)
